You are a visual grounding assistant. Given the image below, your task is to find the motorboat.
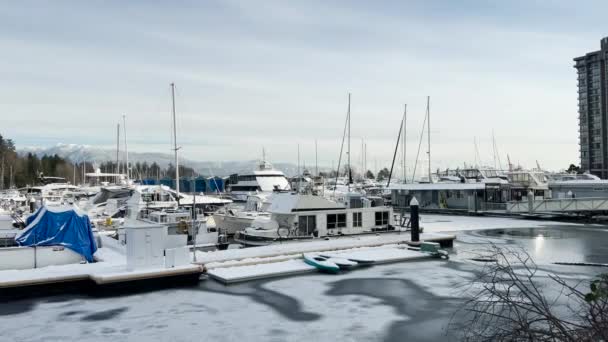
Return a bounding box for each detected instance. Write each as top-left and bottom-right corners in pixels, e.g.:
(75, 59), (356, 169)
(234, 192), (394, 246)
(228, 160), (290, 202)
(212, 193), (272, 236)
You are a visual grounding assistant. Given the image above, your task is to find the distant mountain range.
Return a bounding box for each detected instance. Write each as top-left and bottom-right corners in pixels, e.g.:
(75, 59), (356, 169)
(18, 143), (307, 176)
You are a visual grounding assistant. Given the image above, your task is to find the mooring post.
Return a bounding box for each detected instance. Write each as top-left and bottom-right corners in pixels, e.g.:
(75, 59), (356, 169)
(29, 196), (36, 213)
(410, 196), (420, 242)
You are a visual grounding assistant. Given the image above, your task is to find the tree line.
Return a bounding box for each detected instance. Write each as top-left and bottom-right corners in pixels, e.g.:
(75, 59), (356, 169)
(0, 133), (198, 189)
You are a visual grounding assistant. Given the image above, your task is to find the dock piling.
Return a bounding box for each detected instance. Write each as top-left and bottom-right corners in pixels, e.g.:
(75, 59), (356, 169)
(410, 197), (420, 242)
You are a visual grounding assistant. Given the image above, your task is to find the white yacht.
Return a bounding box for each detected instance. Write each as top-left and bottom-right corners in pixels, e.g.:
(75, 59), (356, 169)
(506, 170), (550, 200)
(85, 184), (231, 228)
(228, 160), (290, 201)
(21, 182), (84, 206)
(0, 189), (27, 210)
(212, 193), (273, 236)
(234, 192), (394, 246)
(547, 172), (608, 199)
(436, 167), (508, 184)
(142, 209), (228, 250)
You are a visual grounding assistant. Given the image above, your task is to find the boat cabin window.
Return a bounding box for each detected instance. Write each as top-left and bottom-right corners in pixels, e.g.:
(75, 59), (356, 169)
(297, 215), (317, 235)
(231, 185), (261, 192)
(238, 175), (257, 182)
(327, 213), (346, 229)
(375, 211), (389, 227)
(353, 212), (362, 227)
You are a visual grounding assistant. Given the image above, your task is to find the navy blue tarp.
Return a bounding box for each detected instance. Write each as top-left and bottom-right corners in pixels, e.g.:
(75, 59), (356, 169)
(15, 206), (98, 262)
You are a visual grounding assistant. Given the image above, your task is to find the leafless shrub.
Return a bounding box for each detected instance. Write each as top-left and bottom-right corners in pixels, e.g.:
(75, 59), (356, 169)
(450, 244), (608, 341)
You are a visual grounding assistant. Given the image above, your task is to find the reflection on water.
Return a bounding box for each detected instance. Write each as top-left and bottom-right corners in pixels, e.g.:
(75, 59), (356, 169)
(535, 234), (544, 255)
(467, 225), (608, 264)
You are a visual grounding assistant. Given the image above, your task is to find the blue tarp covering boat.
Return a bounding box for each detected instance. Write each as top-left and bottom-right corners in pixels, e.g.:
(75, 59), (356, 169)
(15, 205), (98, 262)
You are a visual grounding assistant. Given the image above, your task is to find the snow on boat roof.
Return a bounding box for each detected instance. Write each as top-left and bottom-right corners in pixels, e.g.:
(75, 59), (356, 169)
(269, 194), (344, 214)
(389, 183), (486, 191)
(549, 180), (608, 185)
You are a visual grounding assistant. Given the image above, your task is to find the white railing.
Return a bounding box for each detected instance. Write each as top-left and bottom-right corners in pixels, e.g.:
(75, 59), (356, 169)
(507, 197), (608, 213)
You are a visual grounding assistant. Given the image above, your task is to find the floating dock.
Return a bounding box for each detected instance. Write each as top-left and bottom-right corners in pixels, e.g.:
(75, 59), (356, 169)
(207, 246), (440, 284)
(203, 231), (454, 284)
(0, 231), (455, 295)
(0, 236), (203, 298)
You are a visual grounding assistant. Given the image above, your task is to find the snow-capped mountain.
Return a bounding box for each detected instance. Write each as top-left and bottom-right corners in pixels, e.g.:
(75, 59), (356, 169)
(18, 143), (302, 176)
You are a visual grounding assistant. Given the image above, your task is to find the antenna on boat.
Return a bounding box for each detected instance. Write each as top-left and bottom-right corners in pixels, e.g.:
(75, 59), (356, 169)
(171, 83), (181, 203)
(123, 114), (129, 181)
(297, 143), (301, 193)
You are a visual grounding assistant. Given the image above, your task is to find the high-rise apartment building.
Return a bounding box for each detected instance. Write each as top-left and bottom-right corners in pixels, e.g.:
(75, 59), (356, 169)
(575, 37), (608, 178)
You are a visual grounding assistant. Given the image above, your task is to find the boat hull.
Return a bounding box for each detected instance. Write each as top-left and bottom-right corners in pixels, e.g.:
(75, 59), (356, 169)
(212, 214), (256, 235)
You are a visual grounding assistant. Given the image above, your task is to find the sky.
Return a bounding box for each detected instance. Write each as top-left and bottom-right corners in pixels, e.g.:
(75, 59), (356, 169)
(1, 0), (607, 173)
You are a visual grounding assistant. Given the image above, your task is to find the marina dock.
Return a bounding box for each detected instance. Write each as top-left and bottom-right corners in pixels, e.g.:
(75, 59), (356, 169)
(200, 231), (454, 284)
(0, 231), (455, 294)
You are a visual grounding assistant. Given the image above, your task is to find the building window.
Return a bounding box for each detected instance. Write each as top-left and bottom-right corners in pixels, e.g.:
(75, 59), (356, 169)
(375, 211), (389, 226)
(353, 212), (362, 227)
(298, 215), (316, 235)
(327, 213), (346, 229)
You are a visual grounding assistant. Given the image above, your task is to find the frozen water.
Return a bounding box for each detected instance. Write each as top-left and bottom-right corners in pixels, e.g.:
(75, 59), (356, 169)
(1, 218), (605, 342)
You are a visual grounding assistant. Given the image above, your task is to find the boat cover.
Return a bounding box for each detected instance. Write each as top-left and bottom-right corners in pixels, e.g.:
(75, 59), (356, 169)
(15, 205), (97, 262)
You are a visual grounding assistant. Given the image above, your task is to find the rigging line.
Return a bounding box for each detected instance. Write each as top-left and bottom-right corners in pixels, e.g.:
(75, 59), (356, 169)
(387, 114), (404, 188)
(411, 106), (428, 183)
(333, 93), (350, 197)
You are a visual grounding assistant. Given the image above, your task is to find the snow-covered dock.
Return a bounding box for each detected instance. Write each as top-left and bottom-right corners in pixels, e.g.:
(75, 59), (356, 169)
(201, 231), (453, 284)
(0, 236), (203, 292)
(198, 231), (454, 266)
(207, 246), (438, 284)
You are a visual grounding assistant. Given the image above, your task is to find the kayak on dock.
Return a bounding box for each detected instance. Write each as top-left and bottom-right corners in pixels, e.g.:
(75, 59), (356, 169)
(302, 253), (340, 274)
(324, 256), (358, 270)
(320, 253), (375, 266)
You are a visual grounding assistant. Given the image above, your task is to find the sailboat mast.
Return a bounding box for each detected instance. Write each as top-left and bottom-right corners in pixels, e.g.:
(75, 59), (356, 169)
(315, 139), (318, 176)
(364, 142), (367, 176)
(347, 93), (352, 184)
(116, 123), (120, 183)
(402, 103), (407, 183)
(171, 83), (180, 197)
(123, 115), (129, 180)
(427, 96), (432, 183)
(361, 138), (364, 180)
